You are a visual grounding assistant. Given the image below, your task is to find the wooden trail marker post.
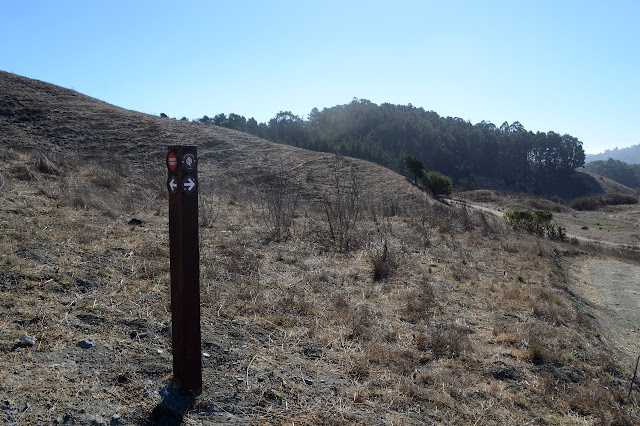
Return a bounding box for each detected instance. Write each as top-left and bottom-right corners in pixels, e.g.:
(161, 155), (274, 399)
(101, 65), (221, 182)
(167, 145), (202, 395)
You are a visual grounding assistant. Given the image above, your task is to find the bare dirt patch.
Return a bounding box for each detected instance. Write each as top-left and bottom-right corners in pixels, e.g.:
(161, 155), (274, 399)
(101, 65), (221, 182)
(568, 258), (640, 366)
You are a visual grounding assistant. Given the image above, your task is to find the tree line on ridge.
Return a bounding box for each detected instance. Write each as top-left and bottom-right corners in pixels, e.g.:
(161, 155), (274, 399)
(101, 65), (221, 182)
(184, 98), (586, 191)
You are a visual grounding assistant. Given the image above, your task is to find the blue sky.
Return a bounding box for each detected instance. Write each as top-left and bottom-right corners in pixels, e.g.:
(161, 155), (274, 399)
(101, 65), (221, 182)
(2, 1), (638, 154)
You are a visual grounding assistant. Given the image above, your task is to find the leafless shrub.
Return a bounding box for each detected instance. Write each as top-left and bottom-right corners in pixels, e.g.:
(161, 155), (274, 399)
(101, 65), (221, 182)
(405, 276), (435, 322)
(319, 155), (362, 251)
(89, 169), (123, 190)
(407, 208), (432, 248)
(259, 163), (298, 240)
(10, 163), (38, 181)
(459, 205), (474, 231)
(199, 194), (220, 228)
(531, 289), (571, 325)
(36, 152), (62, 176)
(477, 210), (503, 236)
(348, 305), (374, 342)
(418, 322), (472, 358)
(369, 240), (397, 281)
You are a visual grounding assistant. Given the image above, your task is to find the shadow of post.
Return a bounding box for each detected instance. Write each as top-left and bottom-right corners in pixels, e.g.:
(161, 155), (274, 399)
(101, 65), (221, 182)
(142, 381), (196, 426)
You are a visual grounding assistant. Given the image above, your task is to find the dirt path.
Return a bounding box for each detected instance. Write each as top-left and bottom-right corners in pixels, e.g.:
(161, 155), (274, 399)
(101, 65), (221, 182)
(570, 258), (640, 366)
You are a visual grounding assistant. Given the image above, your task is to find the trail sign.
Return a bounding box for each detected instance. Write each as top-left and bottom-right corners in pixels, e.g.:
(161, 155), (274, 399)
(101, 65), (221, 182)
(167, 145), (202, 396)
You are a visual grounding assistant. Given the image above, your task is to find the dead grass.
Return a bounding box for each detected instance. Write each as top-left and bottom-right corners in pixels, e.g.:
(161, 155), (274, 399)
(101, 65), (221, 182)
(1, 71), (639, 422)
(2, 149), (640, 424)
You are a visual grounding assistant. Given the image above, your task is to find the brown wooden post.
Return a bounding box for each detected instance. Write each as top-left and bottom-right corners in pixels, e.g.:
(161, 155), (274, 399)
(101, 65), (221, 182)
(167, 145), (202, 395)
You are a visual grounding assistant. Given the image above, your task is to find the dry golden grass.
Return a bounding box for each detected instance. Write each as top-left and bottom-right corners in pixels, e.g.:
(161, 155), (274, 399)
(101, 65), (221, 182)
(1, 70), (640, 423)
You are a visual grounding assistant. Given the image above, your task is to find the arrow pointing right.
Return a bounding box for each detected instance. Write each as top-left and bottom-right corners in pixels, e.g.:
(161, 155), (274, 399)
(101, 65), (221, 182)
(184, 177), (196, 192)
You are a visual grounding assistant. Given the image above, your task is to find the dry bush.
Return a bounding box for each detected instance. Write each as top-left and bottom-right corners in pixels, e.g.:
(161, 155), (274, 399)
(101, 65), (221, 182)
(369, 240), (397, 281)
(406, 208), (433, 248)
(88, 169), (124, 191)
(570, 193), (639, 210)
(418, 322), (472, 358)
(0, 170), (7, 191)
(404, 276), (435, 322)
(531, 288), (570, 325)
(199, 194), (220, 228)
(477, 210), (503, 236)
(581, 240), (640, 264)
(35, 151), (63, 176)
(318, 155), (363, 251)
(259, 164), (299, 240)
(347, 305), (374, 342)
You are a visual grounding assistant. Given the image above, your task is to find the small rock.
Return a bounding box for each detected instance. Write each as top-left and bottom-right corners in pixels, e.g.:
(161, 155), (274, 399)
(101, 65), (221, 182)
(19, 333), (36, 346)
(202, 352), (210, 358)
(77, 339), (95, 349)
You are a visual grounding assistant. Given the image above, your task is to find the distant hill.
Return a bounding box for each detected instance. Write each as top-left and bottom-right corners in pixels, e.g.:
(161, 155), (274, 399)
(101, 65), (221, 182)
(0, 70), (628, 202)
(0, 70), (421, 205)
(586, 143), (640, 164)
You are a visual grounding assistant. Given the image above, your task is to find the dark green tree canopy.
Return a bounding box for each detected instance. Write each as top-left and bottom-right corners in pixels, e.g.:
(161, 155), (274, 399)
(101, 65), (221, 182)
(422, 170), (452, 199)
(403, 154), (425, 184)
(196, 99), (586, 192)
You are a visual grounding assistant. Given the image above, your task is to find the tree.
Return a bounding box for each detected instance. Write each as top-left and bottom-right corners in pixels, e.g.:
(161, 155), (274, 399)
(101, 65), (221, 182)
(422, 171), (452, 199)
(403, 154), (425, 184)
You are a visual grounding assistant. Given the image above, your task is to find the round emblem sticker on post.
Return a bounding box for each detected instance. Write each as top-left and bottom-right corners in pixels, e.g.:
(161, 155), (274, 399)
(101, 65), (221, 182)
(182, 153), (196, 172)
(167, 152), (178, 171)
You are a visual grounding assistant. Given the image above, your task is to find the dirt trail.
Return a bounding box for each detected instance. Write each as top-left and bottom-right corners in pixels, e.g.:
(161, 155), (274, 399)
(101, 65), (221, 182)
(570, 258), (640, 366)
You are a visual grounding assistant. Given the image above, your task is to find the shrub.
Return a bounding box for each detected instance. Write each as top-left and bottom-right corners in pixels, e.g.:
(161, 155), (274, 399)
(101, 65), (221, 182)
(570, 193), (639, 210)
(421, 171), (452, 199)
(503, 210), (567, 241)
(260, 164), (298, 239)
(419, 323), (472, 358)
(370, 241), (397, 281)
(320, 155), (362, 251)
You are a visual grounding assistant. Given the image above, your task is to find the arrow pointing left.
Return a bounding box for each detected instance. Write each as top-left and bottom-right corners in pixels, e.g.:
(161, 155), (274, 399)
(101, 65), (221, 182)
(168, 176), (178, 194)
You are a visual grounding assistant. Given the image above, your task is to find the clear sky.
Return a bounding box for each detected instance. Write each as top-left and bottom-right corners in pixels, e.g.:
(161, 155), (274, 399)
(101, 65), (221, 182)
(2, 0), (638, 154)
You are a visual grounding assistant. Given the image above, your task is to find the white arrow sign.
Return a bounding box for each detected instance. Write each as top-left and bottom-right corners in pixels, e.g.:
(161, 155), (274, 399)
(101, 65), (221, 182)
(169, 177), (178, 192)
(184, 177), (196, 192)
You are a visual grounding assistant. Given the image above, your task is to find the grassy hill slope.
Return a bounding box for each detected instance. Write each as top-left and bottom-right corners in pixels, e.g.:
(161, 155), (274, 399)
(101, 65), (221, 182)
(1, 71), (639, 424)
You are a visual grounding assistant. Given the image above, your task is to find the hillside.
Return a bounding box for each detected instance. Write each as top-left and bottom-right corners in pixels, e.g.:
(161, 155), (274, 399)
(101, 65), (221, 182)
(1, 71), (640, 424)
(586, 143), (640, 164)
